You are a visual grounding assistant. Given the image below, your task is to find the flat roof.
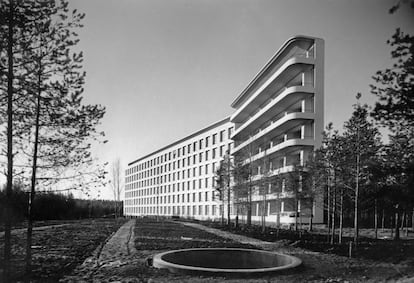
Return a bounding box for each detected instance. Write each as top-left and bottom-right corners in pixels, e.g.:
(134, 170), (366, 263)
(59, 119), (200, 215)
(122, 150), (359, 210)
(231, 35), (317, 109)
(128, 116), (231, 166)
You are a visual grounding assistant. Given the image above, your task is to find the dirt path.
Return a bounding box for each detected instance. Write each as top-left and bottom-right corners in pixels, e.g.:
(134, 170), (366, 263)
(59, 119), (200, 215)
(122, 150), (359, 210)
(179, 222), (288, 250)
(61, 219), (138, 282)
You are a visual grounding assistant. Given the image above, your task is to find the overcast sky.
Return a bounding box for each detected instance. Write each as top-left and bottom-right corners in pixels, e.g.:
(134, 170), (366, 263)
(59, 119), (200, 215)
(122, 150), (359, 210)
(67, 0), (413, 199)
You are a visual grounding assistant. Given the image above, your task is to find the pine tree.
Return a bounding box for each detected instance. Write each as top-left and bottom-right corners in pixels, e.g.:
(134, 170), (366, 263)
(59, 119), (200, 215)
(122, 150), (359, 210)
(343, 94), (382, 244)
(1, 0), (106, 277)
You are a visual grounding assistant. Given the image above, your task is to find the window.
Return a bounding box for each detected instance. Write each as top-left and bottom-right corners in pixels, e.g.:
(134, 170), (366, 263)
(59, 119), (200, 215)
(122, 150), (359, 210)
(193, 142), (197, 152)
(212, 148), (216, 159)
(205, 177), (208, 188)
(199, 192), (202, 202)
(199, 139), (203, 150)
(205, 150), (209, 161)
(205, 164), (209, 174)
(221, 130), (226, 142)
(205, 136), (209, 147)
(212, 134), (217, 145)
(199, 166), (202, 175)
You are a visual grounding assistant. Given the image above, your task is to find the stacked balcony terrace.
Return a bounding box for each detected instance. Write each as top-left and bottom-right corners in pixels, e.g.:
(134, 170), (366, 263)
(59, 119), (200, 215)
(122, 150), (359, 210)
(230, 36), (322, 179)
(231, 38), (316, 127)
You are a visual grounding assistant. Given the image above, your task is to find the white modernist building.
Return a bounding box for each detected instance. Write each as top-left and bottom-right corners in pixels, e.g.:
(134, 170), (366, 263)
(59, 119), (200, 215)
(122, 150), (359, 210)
(124, 35), (324, 226)
(124, 118), (234, 219)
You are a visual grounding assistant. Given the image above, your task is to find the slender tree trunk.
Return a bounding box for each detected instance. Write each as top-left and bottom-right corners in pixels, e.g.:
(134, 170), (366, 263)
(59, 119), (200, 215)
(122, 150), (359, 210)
(262, 191), (266, 233)
(247, 182), (252, 227)
(395, 209), (400, 240)
(331, 182), (336, 245)
(405, 211), (408, 237)
(374, 199), (378, 240)
(4, 1), (15, 281)
(221, 195), (224, 226)
(354, 153), (360, 244)
(400, 211), (405, 230)
(309, 213), (313, 232)
(295, 197), (298, 232)
(26, 67), (42, 274)
(381, 208), (385, 232)
(227, 189), (231, 227)
(339, 188), (344, 244)
(227, 159), (231, 227)
(327, 182), (331, 243)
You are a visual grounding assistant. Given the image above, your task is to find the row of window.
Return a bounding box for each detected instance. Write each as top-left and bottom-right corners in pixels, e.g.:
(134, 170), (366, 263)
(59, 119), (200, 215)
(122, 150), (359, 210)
(126, 160), (225, 189)
(125, 143), (232, 183)
(125, 176), (216, 197)
(126, 127), (233, 176)
(125, 190), (217, 206)
(125, 204), (224, 216)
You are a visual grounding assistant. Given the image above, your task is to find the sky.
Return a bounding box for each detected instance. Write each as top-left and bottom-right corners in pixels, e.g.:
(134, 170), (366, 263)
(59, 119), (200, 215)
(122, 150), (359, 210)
(67, 0), (413, 199)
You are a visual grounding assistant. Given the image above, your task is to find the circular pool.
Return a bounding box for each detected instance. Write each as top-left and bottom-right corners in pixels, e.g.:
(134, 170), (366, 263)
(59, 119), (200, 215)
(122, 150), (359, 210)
(152, 248), (302, 275)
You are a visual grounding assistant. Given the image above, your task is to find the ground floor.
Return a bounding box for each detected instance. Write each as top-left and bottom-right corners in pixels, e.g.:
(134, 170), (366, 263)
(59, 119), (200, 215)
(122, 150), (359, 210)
(124, 196), (324, 228)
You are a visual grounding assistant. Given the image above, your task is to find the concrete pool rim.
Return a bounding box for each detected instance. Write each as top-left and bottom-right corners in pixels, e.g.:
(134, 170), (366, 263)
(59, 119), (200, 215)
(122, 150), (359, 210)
(152, 248), (302, 275)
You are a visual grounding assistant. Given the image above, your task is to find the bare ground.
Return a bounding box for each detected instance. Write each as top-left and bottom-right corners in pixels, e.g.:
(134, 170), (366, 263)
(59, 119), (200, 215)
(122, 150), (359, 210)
(62, 219), (414, 283)
(0, 218), (126, 282)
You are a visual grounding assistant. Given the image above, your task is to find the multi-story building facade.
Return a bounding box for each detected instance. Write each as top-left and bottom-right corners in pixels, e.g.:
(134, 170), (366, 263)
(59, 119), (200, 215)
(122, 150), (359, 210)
(124, 35), (324, 226)
(230, 36), (324, 226)
(124, 118), (234, 219)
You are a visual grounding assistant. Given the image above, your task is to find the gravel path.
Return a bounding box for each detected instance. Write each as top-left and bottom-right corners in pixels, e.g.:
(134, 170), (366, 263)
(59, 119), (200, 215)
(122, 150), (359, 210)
(61, 219), (138, 282)
(179, 222), (287, 250)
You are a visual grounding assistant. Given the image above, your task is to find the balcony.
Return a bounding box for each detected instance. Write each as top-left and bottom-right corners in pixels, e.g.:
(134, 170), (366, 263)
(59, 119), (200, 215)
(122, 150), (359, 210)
(232, 112), (314, 155)
(231, 37), (316, 110)
(231, 56), (315, 124)
(232, 85), (314, 141)
(249, 138), (313, 165)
